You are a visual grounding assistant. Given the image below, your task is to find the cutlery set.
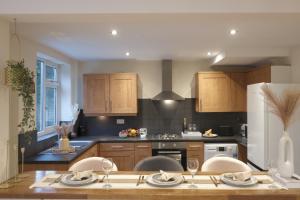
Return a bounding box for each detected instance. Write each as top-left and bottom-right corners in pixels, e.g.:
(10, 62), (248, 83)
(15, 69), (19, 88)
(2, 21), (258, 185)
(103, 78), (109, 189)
(136, 175), (145, 186)
(209, 176), (220, 187)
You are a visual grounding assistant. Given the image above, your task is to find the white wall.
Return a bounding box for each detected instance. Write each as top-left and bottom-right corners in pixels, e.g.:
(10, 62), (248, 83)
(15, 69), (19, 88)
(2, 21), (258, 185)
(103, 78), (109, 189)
(0, 18), (11, 183)
(10, 37), (79, 122)
(77, 59), (211, 107)
(290, 47), (300, 83)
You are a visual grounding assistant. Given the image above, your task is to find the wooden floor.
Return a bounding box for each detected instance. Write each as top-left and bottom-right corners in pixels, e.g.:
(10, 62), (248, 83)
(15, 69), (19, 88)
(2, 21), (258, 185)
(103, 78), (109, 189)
(0, 171), (299, 200)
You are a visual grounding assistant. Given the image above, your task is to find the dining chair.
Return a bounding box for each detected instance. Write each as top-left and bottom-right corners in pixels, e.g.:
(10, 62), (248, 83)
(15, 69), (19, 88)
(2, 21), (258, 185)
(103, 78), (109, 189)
(134, 156), (184, 171)
(68, 157), (118, 172)
(201, 156), (251, 173)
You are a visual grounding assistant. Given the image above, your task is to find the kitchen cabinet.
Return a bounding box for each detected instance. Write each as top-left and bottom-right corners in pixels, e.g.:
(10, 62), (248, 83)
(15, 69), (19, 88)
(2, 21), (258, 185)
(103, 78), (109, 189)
(83, 74), (109, 114)
(196, 72), (231, 112)
(247, 65), (271, 85)
(99, 143), (135, 171)
(196, 72), (247, 112)
(134, 143), (152, 165)
(229, 72), (247, 112)
(238, 143), (247, 163)
(110, 73), (138, 114)
(83, 73), (137, 116)
(186, 142), (204, 167)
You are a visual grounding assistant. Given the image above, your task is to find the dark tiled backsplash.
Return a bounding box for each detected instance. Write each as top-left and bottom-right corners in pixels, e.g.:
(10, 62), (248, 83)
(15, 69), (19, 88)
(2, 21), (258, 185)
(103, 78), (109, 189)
(83, 98), (246, 136)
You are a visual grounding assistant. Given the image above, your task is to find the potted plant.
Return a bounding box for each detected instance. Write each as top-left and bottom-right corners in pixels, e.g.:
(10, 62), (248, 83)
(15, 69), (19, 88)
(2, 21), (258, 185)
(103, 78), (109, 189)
(5, 59), (36, 143)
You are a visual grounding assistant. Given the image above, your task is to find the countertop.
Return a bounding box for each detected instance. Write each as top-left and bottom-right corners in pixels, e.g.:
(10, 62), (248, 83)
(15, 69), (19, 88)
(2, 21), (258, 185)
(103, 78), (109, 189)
(0, 171), (299, 200)
(24, 135), (247, 164)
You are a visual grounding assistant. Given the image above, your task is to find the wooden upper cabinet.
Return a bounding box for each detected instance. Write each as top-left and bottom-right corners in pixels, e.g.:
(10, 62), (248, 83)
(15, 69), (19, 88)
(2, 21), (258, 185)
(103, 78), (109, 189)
(83, 74), (109, 114)
(110, 73), (137, 114)
(246, 65), (271, 85)
(196, 72), (231, 112)
(229, 72), (247, 112)
(83, 73), (138, 116)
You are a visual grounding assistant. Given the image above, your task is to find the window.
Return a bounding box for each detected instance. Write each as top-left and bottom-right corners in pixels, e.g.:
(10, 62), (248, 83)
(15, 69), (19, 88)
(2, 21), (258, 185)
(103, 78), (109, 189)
(36, 58), (59, 136)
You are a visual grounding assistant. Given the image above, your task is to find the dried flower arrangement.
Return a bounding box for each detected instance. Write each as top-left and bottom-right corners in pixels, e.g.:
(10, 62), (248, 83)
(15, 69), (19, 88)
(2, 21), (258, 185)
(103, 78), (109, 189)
(56, 124), (73, 138)
(261, 84), (300, 131)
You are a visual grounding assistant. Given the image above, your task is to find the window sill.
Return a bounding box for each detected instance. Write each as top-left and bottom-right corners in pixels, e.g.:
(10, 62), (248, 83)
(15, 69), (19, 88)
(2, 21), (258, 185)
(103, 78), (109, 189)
(37, 131), (57, 142)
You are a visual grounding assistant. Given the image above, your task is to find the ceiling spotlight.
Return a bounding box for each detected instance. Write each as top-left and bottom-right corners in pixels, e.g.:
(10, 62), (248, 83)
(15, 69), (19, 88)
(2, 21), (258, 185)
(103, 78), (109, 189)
(230, 29), (237, 35)
(111, 29), (118, 36)
(207, 52), (212, 56)
(125, 52), (130, 56)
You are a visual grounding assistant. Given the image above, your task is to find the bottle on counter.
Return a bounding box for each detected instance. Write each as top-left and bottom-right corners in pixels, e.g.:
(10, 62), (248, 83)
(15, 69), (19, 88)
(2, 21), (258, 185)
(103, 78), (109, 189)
(183, 117), (187, 133)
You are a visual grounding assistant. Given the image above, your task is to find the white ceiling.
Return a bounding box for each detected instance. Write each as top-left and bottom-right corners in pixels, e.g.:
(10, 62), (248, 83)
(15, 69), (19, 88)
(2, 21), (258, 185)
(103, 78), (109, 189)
(2, 2), (300, 63)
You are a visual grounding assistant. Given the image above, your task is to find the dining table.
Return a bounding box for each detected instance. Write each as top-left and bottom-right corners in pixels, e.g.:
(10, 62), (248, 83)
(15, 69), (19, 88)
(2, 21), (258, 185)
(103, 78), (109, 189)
(0, 170), (300, 200)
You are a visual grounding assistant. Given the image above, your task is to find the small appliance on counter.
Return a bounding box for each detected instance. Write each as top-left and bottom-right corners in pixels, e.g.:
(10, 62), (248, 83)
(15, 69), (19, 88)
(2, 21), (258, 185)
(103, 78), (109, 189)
(217, 125), (234, 136)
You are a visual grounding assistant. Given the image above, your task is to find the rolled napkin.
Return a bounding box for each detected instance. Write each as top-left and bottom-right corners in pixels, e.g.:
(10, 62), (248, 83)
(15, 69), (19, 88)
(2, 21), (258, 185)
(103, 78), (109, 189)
(71, 170), (93, 181)
(223, 171), (252, 182)
(159, 170), (181, 182)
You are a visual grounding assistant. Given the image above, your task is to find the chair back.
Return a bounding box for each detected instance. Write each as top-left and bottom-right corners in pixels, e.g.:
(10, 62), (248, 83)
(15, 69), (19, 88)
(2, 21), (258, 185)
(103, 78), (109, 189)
(201, 156), (251, 173)
(68, 157), (118, 172)
(134, 156), (184, 171)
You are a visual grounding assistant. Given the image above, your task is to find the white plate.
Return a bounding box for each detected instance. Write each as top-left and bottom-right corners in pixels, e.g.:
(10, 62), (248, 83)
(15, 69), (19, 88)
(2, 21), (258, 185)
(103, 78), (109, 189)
(220, 175), (258, 187)
(60, 173), (97, 187)
(146, 173), (183, 187)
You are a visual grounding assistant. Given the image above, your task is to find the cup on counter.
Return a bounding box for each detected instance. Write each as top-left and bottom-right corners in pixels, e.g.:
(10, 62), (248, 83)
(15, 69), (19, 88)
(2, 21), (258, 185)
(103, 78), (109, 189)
(139, 128), (147, 138)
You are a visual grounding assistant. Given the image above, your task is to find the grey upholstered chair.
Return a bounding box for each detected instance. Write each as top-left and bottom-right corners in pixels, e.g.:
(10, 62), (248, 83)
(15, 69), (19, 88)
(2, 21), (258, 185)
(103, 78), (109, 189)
(134, 156), (184, 171)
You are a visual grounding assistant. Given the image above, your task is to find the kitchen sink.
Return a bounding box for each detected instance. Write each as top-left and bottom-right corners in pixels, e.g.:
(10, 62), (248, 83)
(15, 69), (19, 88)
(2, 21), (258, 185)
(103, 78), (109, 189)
(39, 140), (93, 155)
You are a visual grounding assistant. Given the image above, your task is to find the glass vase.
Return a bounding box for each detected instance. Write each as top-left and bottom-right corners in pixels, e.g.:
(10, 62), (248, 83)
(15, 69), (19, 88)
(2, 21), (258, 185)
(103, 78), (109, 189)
(277, 131), (294, 178)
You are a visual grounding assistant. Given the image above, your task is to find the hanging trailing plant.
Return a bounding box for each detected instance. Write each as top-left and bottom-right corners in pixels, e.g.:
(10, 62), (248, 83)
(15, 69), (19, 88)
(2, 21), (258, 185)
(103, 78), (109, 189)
(5, 59), (36, 135)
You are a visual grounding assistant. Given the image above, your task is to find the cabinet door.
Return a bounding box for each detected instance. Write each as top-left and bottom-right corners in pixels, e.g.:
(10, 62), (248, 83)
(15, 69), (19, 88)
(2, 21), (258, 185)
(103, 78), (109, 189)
(83, 74), (109, 114)
(238, 144), (247, 163)
(100, 151), (135, 171)
(186, 142), (204, 167)
(109, 73), (137, 114)
(247, 65), (271, 85)
(196, 72), (230, 112)
(134, 143), (152, 165)
(230, 73), (247, 112)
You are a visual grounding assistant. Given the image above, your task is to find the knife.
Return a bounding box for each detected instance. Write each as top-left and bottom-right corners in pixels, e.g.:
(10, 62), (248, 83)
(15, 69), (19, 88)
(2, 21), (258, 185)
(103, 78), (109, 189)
(49, 175), (62, 186)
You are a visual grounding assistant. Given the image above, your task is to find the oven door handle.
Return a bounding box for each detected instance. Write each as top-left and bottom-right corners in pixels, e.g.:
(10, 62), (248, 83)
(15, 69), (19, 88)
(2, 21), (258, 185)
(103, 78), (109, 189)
(156, 151), (182, 154)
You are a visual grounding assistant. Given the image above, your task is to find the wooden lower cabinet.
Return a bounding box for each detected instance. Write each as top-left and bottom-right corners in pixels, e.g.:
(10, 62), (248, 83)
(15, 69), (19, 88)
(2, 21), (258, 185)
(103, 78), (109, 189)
(186, 142), (204, 168)
(238, 143), (247, 163)
(99, 143), (135, 171)
(134, 143), (152, 165)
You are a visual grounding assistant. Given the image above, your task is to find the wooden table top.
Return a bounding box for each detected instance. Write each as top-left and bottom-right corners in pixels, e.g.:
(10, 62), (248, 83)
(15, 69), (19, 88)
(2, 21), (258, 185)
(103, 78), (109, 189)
(0, 171), (300, 200)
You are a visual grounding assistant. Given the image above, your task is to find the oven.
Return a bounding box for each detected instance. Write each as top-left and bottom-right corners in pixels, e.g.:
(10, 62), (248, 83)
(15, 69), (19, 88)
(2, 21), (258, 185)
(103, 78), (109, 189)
(152, 142), (187, 170)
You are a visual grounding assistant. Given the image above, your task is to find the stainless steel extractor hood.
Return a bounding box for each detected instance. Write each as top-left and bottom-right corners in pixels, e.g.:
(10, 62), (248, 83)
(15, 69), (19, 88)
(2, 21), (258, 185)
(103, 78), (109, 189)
(152, 60), (185, 101)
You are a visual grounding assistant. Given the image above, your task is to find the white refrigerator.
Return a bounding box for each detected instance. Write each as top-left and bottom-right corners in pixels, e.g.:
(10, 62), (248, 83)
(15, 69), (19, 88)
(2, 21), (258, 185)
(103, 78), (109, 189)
(247, 83), (300, 174)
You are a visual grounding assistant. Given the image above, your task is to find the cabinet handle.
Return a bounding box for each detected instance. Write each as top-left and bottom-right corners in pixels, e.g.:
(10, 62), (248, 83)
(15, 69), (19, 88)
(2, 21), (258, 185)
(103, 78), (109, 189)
(189, 145), (202, 148)
(111, 145), (124, 149)
(136, 145), (150, 148)
(105, 100), (108, 112)
(200, 99), (202, 111)
(110, 100), (112, 112)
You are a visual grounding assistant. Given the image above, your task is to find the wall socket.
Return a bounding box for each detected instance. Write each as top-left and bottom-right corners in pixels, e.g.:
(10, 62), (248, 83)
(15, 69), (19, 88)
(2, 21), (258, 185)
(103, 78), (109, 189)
(116, 119), (125, 124)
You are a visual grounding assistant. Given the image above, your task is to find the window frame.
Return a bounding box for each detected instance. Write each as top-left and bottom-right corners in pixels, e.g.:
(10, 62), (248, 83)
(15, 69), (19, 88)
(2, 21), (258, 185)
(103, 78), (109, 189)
(36, 58), (60, 137)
